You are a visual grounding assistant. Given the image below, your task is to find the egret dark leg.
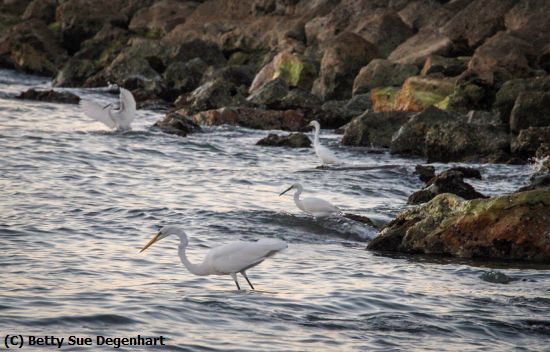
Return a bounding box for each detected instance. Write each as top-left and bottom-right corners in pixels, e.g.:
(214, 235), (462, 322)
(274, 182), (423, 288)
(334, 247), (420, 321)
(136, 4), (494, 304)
(241, 271), (255, 290)
(230, 273), (241, 290)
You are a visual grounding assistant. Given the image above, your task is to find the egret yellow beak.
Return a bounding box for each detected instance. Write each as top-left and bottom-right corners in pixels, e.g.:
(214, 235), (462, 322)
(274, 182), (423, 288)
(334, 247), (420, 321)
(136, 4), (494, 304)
(279, 185), (294, 196)
(140, 232), (161, 253)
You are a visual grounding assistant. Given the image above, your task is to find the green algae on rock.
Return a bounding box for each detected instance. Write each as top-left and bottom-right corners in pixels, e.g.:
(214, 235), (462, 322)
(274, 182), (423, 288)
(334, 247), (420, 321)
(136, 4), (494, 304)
(368, 190), (550, 263)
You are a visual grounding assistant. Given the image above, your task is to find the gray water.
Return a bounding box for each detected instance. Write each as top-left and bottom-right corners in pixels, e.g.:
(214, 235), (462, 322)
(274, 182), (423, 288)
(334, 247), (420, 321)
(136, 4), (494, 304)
(0, 69), (549, 351)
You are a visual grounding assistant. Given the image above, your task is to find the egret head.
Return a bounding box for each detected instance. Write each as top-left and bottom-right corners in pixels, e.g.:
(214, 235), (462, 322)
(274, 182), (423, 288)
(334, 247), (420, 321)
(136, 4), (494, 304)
(308, 120), (320, 130)
(279, 183), (303, 196)
(140, 225), (187, 253)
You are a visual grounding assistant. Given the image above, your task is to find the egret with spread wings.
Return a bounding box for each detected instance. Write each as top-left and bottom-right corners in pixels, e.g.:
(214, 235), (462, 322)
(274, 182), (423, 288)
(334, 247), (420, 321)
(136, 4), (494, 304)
(81, 87), (136, 132)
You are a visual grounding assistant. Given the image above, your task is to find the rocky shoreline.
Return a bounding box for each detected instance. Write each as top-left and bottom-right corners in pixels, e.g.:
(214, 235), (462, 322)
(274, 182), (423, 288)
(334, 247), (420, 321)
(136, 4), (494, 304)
(1, 0), (549, 262)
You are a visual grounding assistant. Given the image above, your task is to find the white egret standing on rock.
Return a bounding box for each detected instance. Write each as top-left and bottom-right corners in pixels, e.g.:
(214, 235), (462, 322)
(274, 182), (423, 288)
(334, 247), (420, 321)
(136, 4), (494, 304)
(280, 183), (341, 217)
(81, 87), (136, 132)
(309, 120), (339, 166)
(140, 226), (288, 290)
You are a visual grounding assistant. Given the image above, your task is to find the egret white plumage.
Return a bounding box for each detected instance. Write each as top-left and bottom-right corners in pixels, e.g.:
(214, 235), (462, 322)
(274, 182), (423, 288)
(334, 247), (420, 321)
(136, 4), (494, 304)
(140, 226), (287, 290)
(81, 87), (136, 132)
(309, 120), (339, 166)
(280, 183), (341, 217)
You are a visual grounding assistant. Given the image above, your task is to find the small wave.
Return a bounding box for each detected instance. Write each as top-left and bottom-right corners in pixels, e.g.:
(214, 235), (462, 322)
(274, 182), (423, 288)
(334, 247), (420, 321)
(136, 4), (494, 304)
(25, 314), (140, 327)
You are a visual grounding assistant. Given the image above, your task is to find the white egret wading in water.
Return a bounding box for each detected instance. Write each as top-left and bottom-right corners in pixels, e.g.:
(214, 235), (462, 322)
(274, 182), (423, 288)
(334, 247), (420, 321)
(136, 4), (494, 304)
(280, 183), (341, 217)
(140, 226), (287, 290)
(81, 87), (136, 132)
(309, 120), (339, 166)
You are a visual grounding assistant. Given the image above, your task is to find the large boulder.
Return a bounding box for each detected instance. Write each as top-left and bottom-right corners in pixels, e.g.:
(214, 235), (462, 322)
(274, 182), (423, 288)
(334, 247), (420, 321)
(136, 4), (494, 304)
(249, 51), (317, 94)
(129, 0), (198, 36)
(342, 111), (412, 148)
(312, 32), (379, 101)
(407, 170), (487, 205)
(464, 31), (536, 86)
(353, 9), (414, 57)
(0, 20), (66, 76)
(509, 91), (550, 133)
(56, 0), (129, 53)
(396, 76), (455, 112)
(163, 58), (207, 97)
(352, 59), (418, 96)
(398, 0), (452, 31)
(504, 0), (550, 51)
(22, 0), (56, 23)
(247, 77), (289, 107)
(368, 190), (550, 263)
(442, 0), (517, 49)
(191, 107), (305, 131)
(511, 127), (550, 158)
(494, 76), (550, 122)
(388, 30), (453, 66)
(175, 79), (248, 115)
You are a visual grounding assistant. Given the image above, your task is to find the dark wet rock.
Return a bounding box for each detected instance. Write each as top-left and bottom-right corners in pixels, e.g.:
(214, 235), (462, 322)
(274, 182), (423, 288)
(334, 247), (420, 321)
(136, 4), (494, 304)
(352, 59), (418, 96)
(154, 111), (202, 137)
(447, 167), (482, 180)
(420, 55), (470, 77)
(505, 0), (550, 51)
(56, 0), (129, 53)
(200, 65), (256, 88)
(249, 51), (317, 94)
(129, 0), (199, 36)
(342, 111), (412, 148)
(170, 38), (227, 67)
(247, 77), (289, 107)
(538, 44), (550, 73)
(407, 170), (487, 205)
(388, 30), (453, 66)
(354, 9), (414, 58)
(0, 20), (67, 76)
(390, 107), (510, 163)
(511, 127), (550, 159)
(16, 89), (80, 104)
(54, 58), (99, 87)
(256, 132), (311, 148)
(0, 0), (33, 15)
(175, 79), (249, 115)
(479, 271), (514, 284)
(442, 0), (517, 49)
(163, 58), (207, 97)
(494, 76), (550, 123)
(518, 174), (550, 192)
(368, 190), (550, 263)
(464, 31), (536, 87)
(398, 0), (452, 31)
(390, 106), (458, 156)
(22, 0), (56, 23)
(425, 121), (510, 163)
(278, 89), (322, 110)
(191, 107), (305, 131)
(315, 96), (372, 130)
(415, 165), (435, 183)
(343, 213), (377, 229)
(464, 110), (504, 128)
(510, 92), (550, 133)
(312, 32), (380, 101)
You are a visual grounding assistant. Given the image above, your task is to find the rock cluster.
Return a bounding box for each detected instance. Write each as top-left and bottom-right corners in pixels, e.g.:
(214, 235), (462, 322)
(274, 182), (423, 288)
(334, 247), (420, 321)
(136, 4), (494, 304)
(0, 0), (546, 161)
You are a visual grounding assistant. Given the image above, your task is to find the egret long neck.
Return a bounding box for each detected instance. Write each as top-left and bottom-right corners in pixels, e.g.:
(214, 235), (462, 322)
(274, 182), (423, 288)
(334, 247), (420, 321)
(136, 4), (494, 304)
(313, 125), (320, 144)
(293, 188), (306, 212)
(177, 237), (209, 276)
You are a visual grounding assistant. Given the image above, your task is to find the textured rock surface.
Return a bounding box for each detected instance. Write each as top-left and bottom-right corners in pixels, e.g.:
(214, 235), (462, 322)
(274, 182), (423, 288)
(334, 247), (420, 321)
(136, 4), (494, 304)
(256, 132), (311, 148)
(368, 191), (550, 262)
(342, 111), (411, 148)
(16, 89), (80, 104)
(154, 111), (202, 137)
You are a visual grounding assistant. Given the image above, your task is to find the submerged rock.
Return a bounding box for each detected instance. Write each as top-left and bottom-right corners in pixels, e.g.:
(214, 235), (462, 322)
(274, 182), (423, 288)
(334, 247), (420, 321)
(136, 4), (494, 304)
(154, 111), (202, 137)
(256, 133), (311, 148)
(368, 190), (550, 263)
(408, 170), (487, 205)
(16, 89), (80, 104)
(479, 271), (514, 284)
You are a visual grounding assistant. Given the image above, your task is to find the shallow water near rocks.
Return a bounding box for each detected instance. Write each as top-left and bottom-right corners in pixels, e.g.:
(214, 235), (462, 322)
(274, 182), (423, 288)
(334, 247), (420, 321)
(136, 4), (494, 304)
(1, 69), (549, 351)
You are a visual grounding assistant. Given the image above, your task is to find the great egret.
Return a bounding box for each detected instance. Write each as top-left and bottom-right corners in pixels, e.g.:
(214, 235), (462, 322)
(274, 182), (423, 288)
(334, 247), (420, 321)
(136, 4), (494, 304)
(308, 120), (339, 166)
(81, 87), (136, 132)
(279, 183), (341, 217)
(140, 226), (287, 290)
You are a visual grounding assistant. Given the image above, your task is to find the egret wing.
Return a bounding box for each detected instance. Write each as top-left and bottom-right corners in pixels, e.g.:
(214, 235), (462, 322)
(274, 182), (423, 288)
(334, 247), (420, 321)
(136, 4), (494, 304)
(119, 88), (136, 123)
(206, 239), (287, 274)
(302, 196), (340, 214)
(81, 100), (116, 129)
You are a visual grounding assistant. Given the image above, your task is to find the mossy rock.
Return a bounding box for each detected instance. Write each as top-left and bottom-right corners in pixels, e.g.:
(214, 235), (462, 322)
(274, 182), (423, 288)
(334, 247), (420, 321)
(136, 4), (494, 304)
(371, 86), (401, 112)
